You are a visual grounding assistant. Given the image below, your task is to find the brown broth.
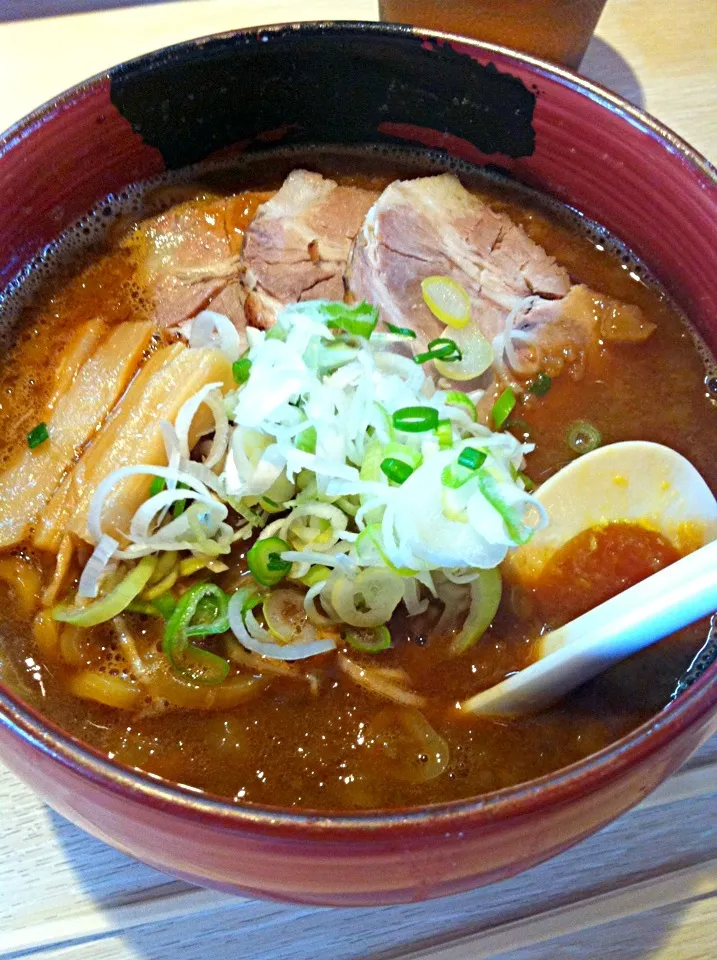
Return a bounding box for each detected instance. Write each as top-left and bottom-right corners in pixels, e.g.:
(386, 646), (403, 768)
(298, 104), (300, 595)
(1, 152), (716, 811)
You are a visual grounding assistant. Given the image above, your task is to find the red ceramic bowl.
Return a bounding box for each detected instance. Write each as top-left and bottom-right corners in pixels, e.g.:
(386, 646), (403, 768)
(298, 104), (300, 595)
(1, 23), (716, 907)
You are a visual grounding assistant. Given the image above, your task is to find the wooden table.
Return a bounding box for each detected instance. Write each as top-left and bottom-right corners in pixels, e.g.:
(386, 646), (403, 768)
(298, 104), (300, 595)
(1, 2), (716, 958)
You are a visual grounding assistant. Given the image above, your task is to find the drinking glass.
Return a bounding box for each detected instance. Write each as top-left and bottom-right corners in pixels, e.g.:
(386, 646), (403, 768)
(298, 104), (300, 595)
(378, 0), (608, 69)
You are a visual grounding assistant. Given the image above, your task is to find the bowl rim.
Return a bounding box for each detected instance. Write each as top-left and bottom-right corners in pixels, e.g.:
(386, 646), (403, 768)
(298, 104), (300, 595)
(1, 20), (716, 838)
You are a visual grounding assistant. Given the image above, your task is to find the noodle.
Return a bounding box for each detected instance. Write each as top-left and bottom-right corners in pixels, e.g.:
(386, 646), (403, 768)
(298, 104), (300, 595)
(0, 557), (42, 619)
(338, 654), (426, 707)
(66, 670), (143, 710)
(59, 625), (87, 666)
(41, 535), (75, 607)
(142, 666), (270, 710)
(32, 610), (60, 660)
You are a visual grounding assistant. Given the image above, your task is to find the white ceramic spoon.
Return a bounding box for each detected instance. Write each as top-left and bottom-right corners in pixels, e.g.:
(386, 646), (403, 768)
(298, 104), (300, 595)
(462, 442), (717, 716)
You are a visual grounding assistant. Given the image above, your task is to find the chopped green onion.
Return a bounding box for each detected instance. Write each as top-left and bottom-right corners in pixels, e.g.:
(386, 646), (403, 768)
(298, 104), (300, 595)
(307, 340), (360, 373)
(172, 481), (188, 518)
(232, 358), (252, 384)
(331, 568), (404, 628)
(458, 447), (487, 471)
(299, 565), (331, 587)
(435, 419), (453, 449)
(380, 457), (414, 485)
(231, 500), (264, 527)
(295, 425), (317, 453)
(324, 301), (379, 338)
(267, 553), (289, 573)
(441, 465), (467, 489)
(247, 536), (292, 586)
(265, 325), (286, 341)
(358, 438), (386, 525)
(127, 600), (162, 617)
(430, 337), (462, 360)
(233, 586), (264, 623)
(449, 568), (502, 656)
(334, 495), (359, 517)
(383, 442), (423, 469)
(528, 372), (552, 397)
(162, 583), (230, 685)
(386, 323), (417, 339)
(492, 387), (516, 430)
(478, 471), (533, 545)
(519, 470), (536, 492)
(152, 592), (177, 619)
(566, 420), (602, 455)
(257, 495), (283, 514)
(27, 422), (49, 449)
(392, 406), (439, 433)
(149, 476), (166, 498)
(185, 591), (230, 637)
(414, 337), (462, 365)
(295, 468), (314, 491)
(442, 447), (487, 488)
(355, 524), (417, 577)
(345, 625), (392, 654)
(445, 390), (477, 421)
(53, 555), (157, 627)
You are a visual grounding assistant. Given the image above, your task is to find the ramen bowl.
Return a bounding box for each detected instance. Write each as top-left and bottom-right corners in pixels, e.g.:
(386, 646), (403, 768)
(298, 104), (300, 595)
(0, 22), (715, 906)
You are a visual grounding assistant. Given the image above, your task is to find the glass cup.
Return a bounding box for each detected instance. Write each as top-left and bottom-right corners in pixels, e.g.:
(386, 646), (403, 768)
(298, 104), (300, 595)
(378, 0), (608, 69)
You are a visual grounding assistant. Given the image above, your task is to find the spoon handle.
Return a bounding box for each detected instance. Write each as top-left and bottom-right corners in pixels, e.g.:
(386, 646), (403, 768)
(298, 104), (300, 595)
(462, 539), (717, 716)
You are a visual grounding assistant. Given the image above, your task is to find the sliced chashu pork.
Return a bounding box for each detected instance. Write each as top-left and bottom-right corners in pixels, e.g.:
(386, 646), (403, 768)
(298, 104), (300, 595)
(228, 170), (381, 329)
(135, 196), (239, 329)
(346, 173), (653, 382)
(125, 173), (377, 339)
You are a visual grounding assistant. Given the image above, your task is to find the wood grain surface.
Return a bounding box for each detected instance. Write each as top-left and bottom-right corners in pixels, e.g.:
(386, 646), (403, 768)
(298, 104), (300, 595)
(1, 2), (716, 958)
(1, 739), (715, 959)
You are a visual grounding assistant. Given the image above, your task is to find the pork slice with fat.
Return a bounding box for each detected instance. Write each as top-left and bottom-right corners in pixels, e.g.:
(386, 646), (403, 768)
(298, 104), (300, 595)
(238, 170), (380, 328)
(346, 174), (651, 383)
(135, 197), (240, 329)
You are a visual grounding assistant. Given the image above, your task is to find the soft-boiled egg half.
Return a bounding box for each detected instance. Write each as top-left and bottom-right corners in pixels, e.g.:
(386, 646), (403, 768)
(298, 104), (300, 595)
(461, 442), (717, 716)
(507, 440), (717, 583)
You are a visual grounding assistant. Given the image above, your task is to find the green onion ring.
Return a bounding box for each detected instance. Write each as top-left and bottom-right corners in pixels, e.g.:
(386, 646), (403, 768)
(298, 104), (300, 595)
(386, 323), (417, 339)
(380, 457), (414, 485)
(477, 472), (533, 546)
(414, 337), (463, 365)
(162, 582), (231, 685)
(457, 447), (487, 471)
(149, 476), (166, 497)
(53, 555), (158, 627)
(519, 470), (536, 492)
(324, 301), (379, 338)
(345, 625), (392, 654)
(566, 420), (602, 455)
(295, 425), (317, 453)
(435, 419), (453, 449)
(27, 422), (49, 449)
(445, 390), (477, 421)
(247, 536), (293, 586)
(491, 387), (516, 430)
(392, 406), (440, 433)
(232, 358), (252, 384)
(528, 372), (552, 396)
